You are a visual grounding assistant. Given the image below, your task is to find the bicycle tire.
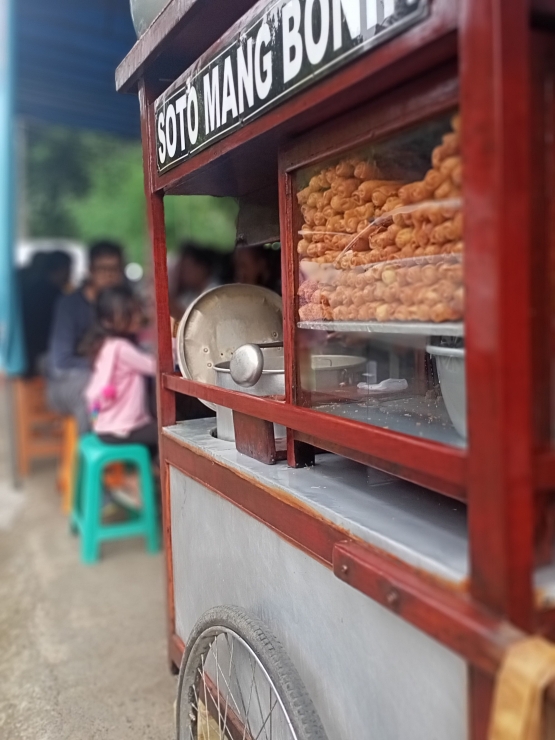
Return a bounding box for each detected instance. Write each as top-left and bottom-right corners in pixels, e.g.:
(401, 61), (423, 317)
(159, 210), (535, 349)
(176, 605), (329, 740)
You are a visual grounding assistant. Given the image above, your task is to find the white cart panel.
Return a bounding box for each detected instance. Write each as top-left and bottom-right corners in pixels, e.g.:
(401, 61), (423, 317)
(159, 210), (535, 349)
(170, 467), (467, 740)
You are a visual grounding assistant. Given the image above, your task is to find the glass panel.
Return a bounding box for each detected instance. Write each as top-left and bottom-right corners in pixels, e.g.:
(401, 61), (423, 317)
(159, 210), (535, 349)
(295, 111), (466, 447)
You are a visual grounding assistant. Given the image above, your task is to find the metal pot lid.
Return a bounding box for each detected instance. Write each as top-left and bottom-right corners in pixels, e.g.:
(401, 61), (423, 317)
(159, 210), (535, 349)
(176, 284), (283, 410)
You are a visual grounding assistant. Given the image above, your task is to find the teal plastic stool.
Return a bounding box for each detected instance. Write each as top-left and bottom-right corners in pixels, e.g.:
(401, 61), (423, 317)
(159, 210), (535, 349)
(70, 433), (160, 564)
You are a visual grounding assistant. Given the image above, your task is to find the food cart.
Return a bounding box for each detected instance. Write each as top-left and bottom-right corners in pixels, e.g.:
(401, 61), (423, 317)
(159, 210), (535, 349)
(117, 1), (555, 737)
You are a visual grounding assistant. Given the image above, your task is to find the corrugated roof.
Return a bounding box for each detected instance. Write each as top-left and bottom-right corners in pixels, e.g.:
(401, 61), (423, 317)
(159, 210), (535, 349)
(16, 0), (139, 136)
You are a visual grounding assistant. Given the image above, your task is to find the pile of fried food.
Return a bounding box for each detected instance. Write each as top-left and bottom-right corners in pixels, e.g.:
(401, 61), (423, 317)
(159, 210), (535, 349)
(297, 113), (464, 323)
(298, 259), (463, 323)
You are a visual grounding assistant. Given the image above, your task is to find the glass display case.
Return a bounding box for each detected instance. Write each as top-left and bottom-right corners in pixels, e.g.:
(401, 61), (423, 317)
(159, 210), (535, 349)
(293, 111), (466, 446)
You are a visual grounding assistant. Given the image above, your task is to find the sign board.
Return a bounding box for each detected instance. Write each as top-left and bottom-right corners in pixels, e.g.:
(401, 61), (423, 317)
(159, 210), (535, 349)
(155, 0), (429, 174)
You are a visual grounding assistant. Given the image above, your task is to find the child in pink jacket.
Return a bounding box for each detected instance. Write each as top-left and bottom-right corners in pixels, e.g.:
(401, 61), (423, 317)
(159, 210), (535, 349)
(83, 286), (157, 508)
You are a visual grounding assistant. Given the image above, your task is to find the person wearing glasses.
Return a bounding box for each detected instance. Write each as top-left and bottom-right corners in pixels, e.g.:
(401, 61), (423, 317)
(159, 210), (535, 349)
(47, 241), (125, 434)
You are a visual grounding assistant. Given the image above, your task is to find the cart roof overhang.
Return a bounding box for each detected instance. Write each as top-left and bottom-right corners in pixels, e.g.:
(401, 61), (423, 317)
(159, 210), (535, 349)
(17, 0), (139, 136)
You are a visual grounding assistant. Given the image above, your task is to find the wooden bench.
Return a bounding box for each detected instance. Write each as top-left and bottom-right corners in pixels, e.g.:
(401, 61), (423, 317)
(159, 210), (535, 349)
(13, 376), (64, 478)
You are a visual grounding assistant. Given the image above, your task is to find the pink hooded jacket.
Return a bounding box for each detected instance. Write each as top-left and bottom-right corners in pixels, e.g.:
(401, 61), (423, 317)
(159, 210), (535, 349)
(85, 337), (156, 437)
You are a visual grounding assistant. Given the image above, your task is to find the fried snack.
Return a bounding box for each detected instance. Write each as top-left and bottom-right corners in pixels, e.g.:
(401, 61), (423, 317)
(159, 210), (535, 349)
(354, 203), (374, 221)
(333, 306), (350, 321)
(333, 178), (361, 198)
(311, 289), (331, 306)
(326, 215), (345, 232)
(395, 228), (414, 249)
(330, 195), (357, 212)
(309, 173), (327, 191)
(372, 183), (403, 208)
(354, 180), (392, 203)
(296, 115), (464, 271)
(335, 161), (356, 178)
(358, 304), (377, 321)
(424, 168), (447, 190)
(297, 186), (312, 205)
(424, 245), (442, 256)
(318, 251), (343, 264)
(439, 155), (460, 176)
(301, 206), (317, 225)
(451, 162), (463, 188)
(376, 303), (398, 322)
(394, 305), (412, 321)
(311, 304), (334, 321)
(298, 279), (318, 302)
(372, 229), (395, 250)
(434, 180), (460, 200)
(378, 196), (402, 216)
(354, 161), (379, 180)
(451, 286), (464, 312)
(399, 181), (435, 205)
(430, 303), (458, 322)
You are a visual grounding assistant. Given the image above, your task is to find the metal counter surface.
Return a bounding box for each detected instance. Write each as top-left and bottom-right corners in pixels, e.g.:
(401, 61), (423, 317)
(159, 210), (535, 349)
(164, 419), (469, 584)
(164, 419), (555, 601)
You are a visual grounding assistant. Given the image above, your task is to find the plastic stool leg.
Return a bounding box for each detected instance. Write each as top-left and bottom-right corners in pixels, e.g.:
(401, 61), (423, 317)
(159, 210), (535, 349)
(137, 454), (160, 554)
(70, 447), (85, 534)
(81, 460), (103, 564)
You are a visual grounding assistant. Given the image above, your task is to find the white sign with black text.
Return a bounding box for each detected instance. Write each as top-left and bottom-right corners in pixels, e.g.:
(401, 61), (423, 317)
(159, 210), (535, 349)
(155, 0), (428, 173)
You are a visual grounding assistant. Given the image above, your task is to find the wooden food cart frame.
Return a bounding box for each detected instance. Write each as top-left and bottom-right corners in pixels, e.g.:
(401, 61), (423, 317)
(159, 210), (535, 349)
(117, 1), (555, 736)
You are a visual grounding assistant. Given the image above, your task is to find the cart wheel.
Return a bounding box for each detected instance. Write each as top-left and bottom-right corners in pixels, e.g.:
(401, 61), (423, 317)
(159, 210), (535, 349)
(176, 605), (329, 740)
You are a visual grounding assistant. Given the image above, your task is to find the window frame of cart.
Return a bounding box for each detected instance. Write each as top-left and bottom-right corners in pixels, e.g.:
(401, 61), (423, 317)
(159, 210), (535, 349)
(279, 68), (465, 498)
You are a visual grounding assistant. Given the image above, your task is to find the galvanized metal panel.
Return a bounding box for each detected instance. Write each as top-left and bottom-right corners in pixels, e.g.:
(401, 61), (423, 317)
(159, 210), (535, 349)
(170, 467), (467, 740)
(165, 420), (469, 583)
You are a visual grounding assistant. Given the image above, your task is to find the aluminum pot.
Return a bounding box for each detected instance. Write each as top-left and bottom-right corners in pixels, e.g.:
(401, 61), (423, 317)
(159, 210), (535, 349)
(426, 345), (466, 439)
(130, 0), (170, 36)
(214, 348), (286, 442)
(214, 349), (366, 442)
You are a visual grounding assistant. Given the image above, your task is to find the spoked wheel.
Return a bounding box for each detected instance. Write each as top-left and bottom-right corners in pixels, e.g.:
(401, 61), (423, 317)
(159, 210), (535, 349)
(176, 606), (328, 740)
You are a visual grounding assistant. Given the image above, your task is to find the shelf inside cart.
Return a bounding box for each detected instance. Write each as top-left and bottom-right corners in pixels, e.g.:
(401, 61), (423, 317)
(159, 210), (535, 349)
(298, 321), (464, 336)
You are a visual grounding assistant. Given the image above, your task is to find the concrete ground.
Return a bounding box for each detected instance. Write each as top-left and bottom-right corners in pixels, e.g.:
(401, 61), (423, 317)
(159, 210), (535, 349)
(0, 420), (176, 738)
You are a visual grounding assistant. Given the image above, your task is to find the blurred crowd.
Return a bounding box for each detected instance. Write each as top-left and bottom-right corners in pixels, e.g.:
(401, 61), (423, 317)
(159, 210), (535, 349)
(18, 239), (282, 440)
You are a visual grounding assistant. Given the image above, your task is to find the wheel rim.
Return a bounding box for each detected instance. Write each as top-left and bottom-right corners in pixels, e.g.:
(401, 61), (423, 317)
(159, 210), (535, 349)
(180, 627), (299, 740)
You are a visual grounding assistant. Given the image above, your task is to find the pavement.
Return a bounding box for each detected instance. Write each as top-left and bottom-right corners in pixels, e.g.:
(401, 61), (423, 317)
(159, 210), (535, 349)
(0, 422), (176, 738)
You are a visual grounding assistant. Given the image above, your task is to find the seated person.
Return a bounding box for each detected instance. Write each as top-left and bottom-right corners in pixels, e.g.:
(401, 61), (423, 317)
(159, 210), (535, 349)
(46, 241), (124, 434)
(20, 250), (72, 377)
(233, 243), (281, 294)
(169, 242), (219, 318)
(83, 285), (157, 509)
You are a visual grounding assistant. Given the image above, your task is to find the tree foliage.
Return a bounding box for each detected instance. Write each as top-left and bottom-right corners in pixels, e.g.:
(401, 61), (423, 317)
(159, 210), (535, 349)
(25, 122), (238, 264)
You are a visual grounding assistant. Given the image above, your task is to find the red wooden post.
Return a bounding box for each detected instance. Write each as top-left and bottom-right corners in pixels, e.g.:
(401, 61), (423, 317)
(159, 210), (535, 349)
(139, 78), (178, 668)
(462, 0), (535, 733)
(463, 0), (535, 629)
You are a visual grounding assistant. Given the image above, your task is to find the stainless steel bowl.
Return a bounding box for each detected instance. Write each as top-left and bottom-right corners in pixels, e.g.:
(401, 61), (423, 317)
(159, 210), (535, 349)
(426, 345), (466, 439)
(214, 350), (366, 442)
(303, 354), (367, 391)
